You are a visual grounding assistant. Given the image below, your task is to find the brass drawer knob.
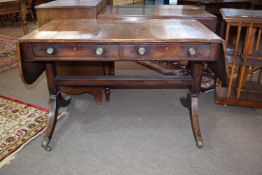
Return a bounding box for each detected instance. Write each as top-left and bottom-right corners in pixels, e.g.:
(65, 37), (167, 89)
(138, 47), (146, 55)
(96, 47), (104, 56)
(188, 48), (196, 56)
(46, 47), (54, 55)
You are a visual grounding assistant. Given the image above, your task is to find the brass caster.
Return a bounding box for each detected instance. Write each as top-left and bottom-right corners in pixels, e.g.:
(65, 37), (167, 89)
(196, 137), (204, 148)
(42, 137), (52, 151)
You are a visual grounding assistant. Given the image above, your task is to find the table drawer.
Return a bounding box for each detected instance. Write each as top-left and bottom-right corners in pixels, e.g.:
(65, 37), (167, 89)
(122, 44), (211, 60)
(31, 43), (119, 59)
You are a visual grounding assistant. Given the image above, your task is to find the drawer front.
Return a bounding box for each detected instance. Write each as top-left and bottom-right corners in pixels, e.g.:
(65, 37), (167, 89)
(122, 44), (211, 61)
(31, 43), (119, 59)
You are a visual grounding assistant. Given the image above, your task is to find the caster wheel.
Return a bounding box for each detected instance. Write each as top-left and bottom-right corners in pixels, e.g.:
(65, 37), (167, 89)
(196, 137), (204, 148)
(42, 137), (52, 151)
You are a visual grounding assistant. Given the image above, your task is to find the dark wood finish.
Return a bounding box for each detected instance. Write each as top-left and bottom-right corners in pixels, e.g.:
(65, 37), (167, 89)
(30, 43), (120, 58)
(178, 0), (250, 15)
(18, 19), (226, 149)
(251, 0), (262, 9)
(42, 63), (71, 151)
(21, 42), (218, 61)
(97, 5), (217, 101)
(34, 0), (50, 5)
(178, 0), (250, 33)
(20, 19), (221, 42)
(36, 0), (107, 27)
(180, 63), (204, 147)
(35, 0), (108, 104)
(103, 61), (111, 102)
(0, 0), (28, 34)
(98, 5), (217, 31)
(35, 4), (217, 103)
(121, 44), (213, 60)
(55, 75), (193, 87)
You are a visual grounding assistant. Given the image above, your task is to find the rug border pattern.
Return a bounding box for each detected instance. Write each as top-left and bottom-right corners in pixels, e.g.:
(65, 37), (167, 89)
(0, 95), (64, 167)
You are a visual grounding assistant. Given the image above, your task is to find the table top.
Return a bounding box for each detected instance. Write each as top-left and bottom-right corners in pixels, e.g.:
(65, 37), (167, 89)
(220, 8), (262, 22)
(0, 0), (18, 2)
(19, 19), (222, 43)
(98, 5), (216, 19)
(36, 0), (105, 9)
(0, 0), (20, 4)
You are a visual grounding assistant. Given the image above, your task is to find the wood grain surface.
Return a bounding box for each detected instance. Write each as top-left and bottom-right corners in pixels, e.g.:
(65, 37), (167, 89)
(20, 19), (222, 43)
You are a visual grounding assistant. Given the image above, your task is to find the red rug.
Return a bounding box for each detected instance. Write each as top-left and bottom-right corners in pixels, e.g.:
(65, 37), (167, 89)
(0, 95), (64, 167)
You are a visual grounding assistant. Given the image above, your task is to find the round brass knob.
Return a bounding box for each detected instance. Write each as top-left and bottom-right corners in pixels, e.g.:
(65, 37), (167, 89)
(188, 48), (196, 56)
(96, 47), (104, 56)
(46, 47), (54, 55)
(138, 47), (146, 55)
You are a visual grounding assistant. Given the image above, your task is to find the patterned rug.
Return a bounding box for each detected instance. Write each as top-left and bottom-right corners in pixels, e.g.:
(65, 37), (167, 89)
(0, 35), (17, 73)
(138, 61), (215, 92)
(0, 95), (64, 167)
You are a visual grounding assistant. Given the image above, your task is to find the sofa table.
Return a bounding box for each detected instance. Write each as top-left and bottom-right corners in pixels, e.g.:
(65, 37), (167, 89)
(18, 19), (227, 150)
(35, 3), (217, 103)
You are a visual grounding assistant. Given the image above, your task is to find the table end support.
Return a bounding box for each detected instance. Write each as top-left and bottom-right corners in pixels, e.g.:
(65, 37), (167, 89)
(42, 92), (71, 151)
(180, 91), (203, 148)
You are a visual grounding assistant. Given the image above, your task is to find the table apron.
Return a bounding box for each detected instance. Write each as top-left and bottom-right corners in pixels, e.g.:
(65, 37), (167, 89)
(21, 42), (217, 61)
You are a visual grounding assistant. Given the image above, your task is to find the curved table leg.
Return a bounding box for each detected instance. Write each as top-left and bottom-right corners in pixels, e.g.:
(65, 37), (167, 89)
(180, 92), (203, 148)
(42, 92), (71, 151)
(42, 63), (71, 151)
(42, 94), (58, 151)
(189, 92), (203, 148)
(180, 62), (204, 148)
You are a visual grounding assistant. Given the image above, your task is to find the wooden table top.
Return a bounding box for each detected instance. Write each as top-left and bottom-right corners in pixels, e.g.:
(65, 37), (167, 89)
(98, 5), (216, 19)
(19, 19), (222, 43)
(0, 0), (19, 4)
(0, 0), (18, 2)
(220, 8), (262, 22)
(36, 0), (105, 9)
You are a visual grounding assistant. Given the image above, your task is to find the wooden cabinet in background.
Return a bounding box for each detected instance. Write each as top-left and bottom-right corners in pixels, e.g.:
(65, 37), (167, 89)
(35, 0), (108, 104)
(216, 8), (262, 108)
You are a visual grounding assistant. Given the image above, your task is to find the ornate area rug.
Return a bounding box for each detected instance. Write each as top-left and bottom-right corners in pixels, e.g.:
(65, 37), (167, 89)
(0, 95), (64, 167)
(138, 61), (215, 92)
(0, 35), (17, 73)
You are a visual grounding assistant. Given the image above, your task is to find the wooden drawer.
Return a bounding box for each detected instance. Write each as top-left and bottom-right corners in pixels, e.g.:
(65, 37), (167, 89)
(30, 43), (120, 60)
(122, 44), (212, 61)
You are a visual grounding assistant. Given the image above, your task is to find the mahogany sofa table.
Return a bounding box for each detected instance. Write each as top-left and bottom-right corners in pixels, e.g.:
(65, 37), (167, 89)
(35, 3), (218, 103)
(18, 19), (227, 150)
